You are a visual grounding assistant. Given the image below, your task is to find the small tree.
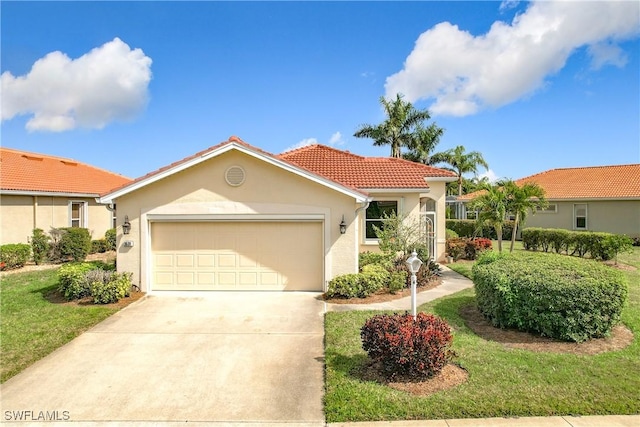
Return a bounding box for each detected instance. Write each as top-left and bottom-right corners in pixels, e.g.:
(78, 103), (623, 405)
(470, 184), (508, 252)
(373, 211), (425, 260)
(500, 179), (548, 253)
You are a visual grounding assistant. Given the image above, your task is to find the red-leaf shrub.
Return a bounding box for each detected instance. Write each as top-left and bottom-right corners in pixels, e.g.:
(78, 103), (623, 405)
(446, 237), (492, 260)
(361, 312), (454, 380)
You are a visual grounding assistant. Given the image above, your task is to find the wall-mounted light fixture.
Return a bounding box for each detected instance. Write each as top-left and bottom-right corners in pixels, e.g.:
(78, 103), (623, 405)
(122, 215), (131, 235)
(339, 215), (347, 234)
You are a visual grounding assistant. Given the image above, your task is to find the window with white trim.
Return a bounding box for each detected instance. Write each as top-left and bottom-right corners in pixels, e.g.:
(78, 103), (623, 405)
(574, 203), (587, 230)
(365, 200), (398, 240)
(69, 201), (87, 228)
(536, 204), (558, 213)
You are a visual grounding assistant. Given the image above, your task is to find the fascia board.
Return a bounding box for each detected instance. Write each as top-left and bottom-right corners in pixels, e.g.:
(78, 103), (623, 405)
(99, 142), (369, 204)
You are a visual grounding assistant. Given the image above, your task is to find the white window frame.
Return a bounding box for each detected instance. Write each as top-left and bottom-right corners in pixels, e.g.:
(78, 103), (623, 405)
(69, 200), (88, 228)
(364, 199), (399, 244)
(536, 203), (558, 214)
(573, 203), (588, 230)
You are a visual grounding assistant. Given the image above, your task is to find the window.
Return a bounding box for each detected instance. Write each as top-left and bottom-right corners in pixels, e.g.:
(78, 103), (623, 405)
(536, 204), (557, 213)
(69, 201), (87, 228)
(574, 204), (587, 230)
(365, 200), (397, 240)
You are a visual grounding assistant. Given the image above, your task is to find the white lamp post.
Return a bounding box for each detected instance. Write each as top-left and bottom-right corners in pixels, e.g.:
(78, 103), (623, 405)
(405, 250), (423, 320)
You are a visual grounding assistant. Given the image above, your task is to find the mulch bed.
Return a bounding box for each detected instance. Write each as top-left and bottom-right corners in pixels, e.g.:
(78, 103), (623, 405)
(459, 304), (634, 355)
(323, 277), (442, 304)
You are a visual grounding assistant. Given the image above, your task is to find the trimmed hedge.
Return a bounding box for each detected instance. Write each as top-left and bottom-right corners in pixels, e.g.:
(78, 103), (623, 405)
(58, 263), (132, 303)
(105, 228), (117, 251)
(472, 251), (628, 342)
(522, 228), (633, 260)
(0, 243), (31, 270)
(446, 219), (514, 240)
(359, 251), (394, 270)
(361, 312), (454, 380)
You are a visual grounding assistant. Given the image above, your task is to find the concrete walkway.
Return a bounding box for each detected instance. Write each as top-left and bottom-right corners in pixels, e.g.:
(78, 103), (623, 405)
(325, 266), (473, 312)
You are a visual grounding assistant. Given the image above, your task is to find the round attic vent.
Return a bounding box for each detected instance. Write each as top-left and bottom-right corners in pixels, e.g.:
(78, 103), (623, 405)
(225, 166), (246, 186)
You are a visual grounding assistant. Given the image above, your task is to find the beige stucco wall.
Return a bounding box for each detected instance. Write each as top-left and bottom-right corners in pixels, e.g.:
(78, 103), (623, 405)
(357, 181), (449, 263)
(0, 194), (115, 244)
(114, 150), (362, 291)
(524, 200), (640, 238)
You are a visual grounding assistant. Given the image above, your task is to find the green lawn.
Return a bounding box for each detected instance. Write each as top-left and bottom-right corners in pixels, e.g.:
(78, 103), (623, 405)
(324, 246), (640, 422)
(1, 268), (121, 382)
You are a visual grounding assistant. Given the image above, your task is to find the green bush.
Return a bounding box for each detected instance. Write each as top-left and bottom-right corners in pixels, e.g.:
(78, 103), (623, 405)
(92, 272), (132, 304)
(522, 228), (633, 260)
(0, 243), (31, 270)
(445, 228), (459, 239)
(57, 263), (96, 300)
(105, 228), (117, 251)
(30, 228), (50, 265)
(359, 251), (394, 270)
(388, 271), (408, 294)
(472, 251), (628, 342)
(90, 239), (108, 254)
(59, 228), (92, 262)
(326, 274), (364, 299)
(446, 219), (514, 240)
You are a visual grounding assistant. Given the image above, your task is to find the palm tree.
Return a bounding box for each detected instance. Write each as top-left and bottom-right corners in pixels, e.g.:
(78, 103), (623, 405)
(402, 123), (445, 164)
(470, 184), (507, 252)
(500, 179), (548, 253)
(430, 145), (489, 197)
(354, 94), (441, 158)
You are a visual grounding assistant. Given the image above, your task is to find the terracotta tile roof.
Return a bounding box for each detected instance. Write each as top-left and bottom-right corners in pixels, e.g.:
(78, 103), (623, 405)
(459, 164), (640, 201)
(515, 164), (640, 200)
(279, 144), (457, 189)
(1, 147), (131, 195)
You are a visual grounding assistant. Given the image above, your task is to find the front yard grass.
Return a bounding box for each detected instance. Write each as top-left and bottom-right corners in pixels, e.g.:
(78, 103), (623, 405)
(324, 246), (640, 422)
(1, 268), (121, 382)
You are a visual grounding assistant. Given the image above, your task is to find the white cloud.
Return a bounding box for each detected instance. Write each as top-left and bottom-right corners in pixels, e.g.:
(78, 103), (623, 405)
(479, 169), (500, 183)
(328, 131), (345, 146)
(283, 132), (344, 152)
(385, 1), (640, 116)
(499, 0), (520, 13)
(1, 37), (152, 132)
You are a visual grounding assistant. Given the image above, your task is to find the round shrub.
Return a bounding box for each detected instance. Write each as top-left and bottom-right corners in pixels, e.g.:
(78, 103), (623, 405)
(359, 251), (394, 270)
(31, 228), (50, 265)
(472, 251), (628, 342)
(445, 228), (459, 239)
(105, 228), (117, 251)
(361, 312), (454, 380)
(57, 263), (96, 300)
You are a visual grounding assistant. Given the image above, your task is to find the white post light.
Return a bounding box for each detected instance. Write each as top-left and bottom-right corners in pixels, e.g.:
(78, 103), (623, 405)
(405, 250), (423, 320)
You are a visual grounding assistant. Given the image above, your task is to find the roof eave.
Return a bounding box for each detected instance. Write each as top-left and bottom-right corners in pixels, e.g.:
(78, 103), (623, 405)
(99, 142), (369, 204)
(1, 189), (100, 198)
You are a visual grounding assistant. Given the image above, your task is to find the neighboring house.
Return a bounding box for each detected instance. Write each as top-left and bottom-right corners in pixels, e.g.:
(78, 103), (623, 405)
(459, 164), (640, 238)
(99, 137), (457, 293)
(0, 147), (132, 244)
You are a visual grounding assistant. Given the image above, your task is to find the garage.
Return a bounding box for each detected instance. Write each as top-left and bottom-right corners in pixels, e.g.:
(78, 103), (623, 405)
(150, 221), (324, 291)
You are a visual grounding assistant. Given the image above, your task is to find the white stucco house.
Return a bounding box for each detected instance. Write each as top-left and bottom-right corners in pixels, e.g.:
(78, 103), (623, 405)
(99, 137), (457, 293)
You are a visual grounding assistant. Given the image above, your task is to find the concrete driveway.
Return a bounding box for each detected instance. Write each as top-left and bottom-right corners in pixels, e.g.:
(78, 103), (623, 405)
(1, 292), (326, 425)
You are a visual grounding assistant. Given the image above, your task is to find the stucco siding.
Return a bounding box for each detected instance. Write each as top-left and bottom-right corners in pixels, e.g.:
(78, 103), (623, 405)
(1, 195), (115, 244)
(525, 200), (640, 237)
(115, 150), (361, 290)
(357, 182), (448, 263)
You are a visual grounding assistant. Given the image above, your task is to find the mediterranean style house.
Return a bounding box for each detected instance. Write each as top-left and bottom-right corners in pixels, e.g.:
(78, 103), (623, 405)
(459, 164), (640, 238)
(0, 147), (131, 244)
(99, 137), (457, 292)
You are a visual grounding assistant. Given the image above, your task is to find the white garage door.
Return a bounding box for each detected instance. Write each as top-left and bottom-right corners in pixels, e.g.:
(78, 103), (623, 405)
(151, 222), (323, 291)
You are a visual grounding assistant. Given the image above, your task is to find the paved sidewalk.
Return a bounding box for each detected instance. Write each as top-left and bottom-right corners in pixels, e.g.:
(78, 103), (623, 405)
(324, 265), (473, 312)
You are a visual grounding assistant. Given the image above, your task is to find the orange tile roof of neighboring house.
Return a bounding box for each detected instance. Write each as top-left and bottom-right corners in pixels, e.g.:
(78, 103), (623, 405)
(458, 164), (640, 201)
(279, 144), (457, 189)
(1, 147), (132, 195)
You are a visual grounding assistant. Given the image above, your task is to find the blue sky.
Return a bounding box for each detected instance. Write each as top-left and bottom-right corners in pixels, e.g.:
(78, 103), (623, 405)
(2, 1), (639, 183)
